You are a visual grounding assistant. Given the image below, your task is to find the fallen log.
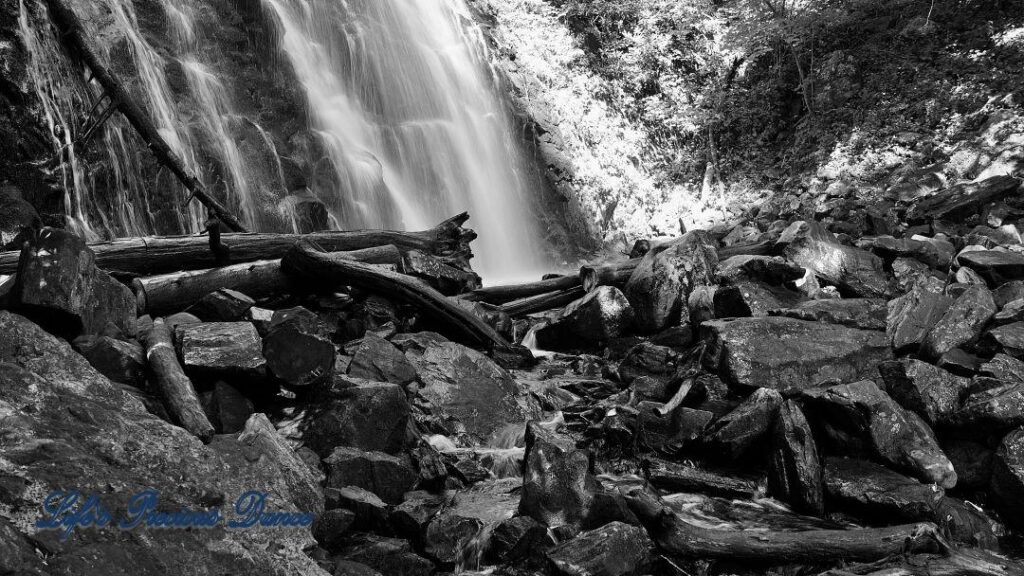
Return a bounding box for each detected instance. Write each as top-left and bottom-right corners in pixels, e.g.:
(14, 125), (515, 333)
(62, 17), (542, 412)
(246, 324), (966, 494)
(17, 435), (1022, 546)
(643, 459), (758, 499)
(499, 286), (586, 317)
(718, 240), (776, 259)
(403, 249), (480, 295)
(45, 0), (246, 233)
(624, 487), (945, 563)
(282, 240), (512, 352)
(0, 213), (477, 277)
(905, 175), (1022, 224)
(579, 259), (640, 292)
(139, 317), (215, 443)
(816, 549), (1024, 576)
(463, 275), (580, 305)
(133, 245), (402, 315)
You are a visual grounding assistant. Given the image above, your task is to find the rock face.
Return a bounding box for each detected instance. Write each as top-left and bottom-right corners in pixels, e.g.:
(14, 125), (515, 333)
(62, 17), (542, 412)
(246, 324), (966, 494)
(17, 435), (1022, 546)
(11, 227), (136, 338)
(991, 428), (1024, 529)
(768, 400), (825, 516)
(803, 380), (957, 488)
(777, 220), (894, 298)
(303, 379), (411, 456)
(887, 283), (953, 354)
(263, 306), (336, 388)
(0, 315), (325, 575)
(705, 388), (784, 460)
(958, 249), (1024, 285)
(624, 230), (718, 332)
(702, 317), (892, 392)
(824, 457), (943, 522)
(535, 286), (635, 349)
(177, 321), (267, 378)
(546, 521), (654, 576)
(879, 359), (971, 425)
(921, 285), (997, 359)
(404, 337), (526, 440)
(324, 447), (418, 504)
(346, 333), (418, 385)
(71, 334), (146, 386)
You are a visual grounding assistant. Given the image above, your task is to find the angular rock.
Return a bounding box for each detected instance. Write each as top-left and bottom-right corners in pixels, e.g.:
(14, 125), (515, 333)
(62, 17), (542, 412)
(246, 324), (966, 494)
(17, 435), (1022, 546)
(879, 359), (971, 425)
(619, 342), (681, 383)
(338, 534), (434, 576)
(857, 235), (946, 268)
(770, 298), (888, 330)
(921, 285), (997, 359)
(824, 457), (943, 522)
(264, 306), (335, 388)
(944, 439), (995, 490)
(535, 286), (634, 349)
(705, 388), (783, 460)
(410, 445), (448, 489)
(12, 227), (136, 338)
(887, 283), (954, 354)
(981, 353), (1024, 383)
(313, 508), (356, 552)
(958, 249), (1024, 285)
(945, 381), (1024, 436)
(716, 255), (805, 285)
(933, 496), (1004, 549)
(905, 175), (1022, 223)
(702, 317), (892, 392)
(486, 515), (553, 566)
(404, 338), (526, 441)
(891, 256), (936, 293)
(326, 487), (390, 533)
(71, 335), (145, 386)
(990, 428), (1024, 529)
(777, 220), (894, 298)
(994, 299), (1024, 325)
(423, 511), (484, 567)
(166, 311), (201, 331)
(768, 400), (824, 516)
(346, 333), (417, 385)
(176, 321), (267, 378)
(713, 281), (805, 318)
(333, 560), (383, 576)
(389, 490), (449, 540)
(624, 230), (718, 332)
(994, 281), (1024, 308)
(324, 447), (418, 504)
(803, 380), (957, 488)
(186, 288), (255, 321)
(546, 521), (654, 576)
(205, 380), (254, 433)
(982, 321), (1024, 357)
(304, 379), (411, 456)
(937, 349), (984, 376)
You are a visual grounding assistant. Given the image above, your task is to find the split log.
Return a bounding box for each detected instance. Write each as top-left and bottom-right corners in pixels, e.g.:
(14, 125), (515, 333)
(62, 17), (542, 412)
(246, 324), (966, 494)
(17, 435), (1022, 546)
(500, 286), (586, 317)
(580, 259), (640, 292)
(0, 214), (477, 277)
(463, 275), (580, 305)
(281, 240), (512, 351)
(132, 245), (402, 316)
(44, 0), (246, 233)
(624, 487), (945, 563)
(139, 317), (215, 443)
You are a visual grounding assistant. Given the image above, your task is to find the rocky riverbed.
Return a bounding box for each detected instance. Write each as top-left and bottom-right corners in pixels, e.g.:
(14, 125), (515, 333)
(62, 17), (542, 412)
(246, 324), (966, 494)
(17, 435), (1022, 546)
(2, 175), (1024, 576)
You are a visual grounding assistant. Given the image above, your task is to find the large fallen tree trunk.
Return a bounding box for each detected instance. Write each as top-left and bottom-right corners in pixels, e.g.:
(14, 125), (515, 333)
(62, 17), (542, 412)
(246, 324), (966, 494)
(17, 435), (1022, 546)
(817, 550), (1024, 576)
(0, 214), (477, 277)
(579, 259), (640, 292)
(500, 286), (586, 317)
(282, 240), (512, 352)
(624, 487), (945, 563)
(133, 245), (402, 315)
(463, 275), (581, 305)
(45, 0), (246, 233)
(139, 317), (215, 443)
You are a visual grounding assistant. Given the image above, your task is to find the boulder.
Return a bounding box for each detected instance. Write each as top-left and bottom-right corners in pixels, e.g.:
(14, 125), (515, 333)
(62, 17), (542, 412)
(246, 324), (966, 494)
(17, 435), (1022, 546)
(770, 298), (887, 331)
(945, 381), (1024, 436)
(303, 379), (411, 456)
(857, 235), (947, 268)
(905, 175), (1022, 223)
(203, 380), (254, 433)
(803, 380), (957, 488)
(777, 220), (894, 298)
(768, 400), (824, 516)
(892, 257), (939, 293)
(11, 227), (136, 338)
(887, 283), (954, 354)
(705, 388), (783, 460)
(623, 230), (718, 332)
(824, 457), (943, 522)
(264, 307), (336, 388)
(990, 428), (1024, 530)
(332, 560), (382, 576)
(534, 286), (634, 349)
(993, 299), (1024, 325)
(619, 342), (681, 383)
(994, 281), (1024, 308)
(944, 439), (995, 490)
(404, 337), (526, 441)
(981, 353), (1024, 383)
(981, 321), (1024, 357)
(958, 249), (1024, 285)
(346, 333), (418, 385)
(71, 335), (145, 386)
(312, 508), (355, 552)
(486, 515), (552, 566)
(921, 285), (997, 360)
(422, 510), (484, 567)
(325, 487), (390, 533)
(176, 321), (267, 378)
(545, 521), (654, 576)
(702, 317), (892, 392)
(932, 496), (1004, 549)
(185, 288), (255, 322)
(716, 255), (805, 285)
(712, 281), (805, 318)
(879, 359), (971, 425)
(324, 447), (418, 504)
(389, 490), (449, 540)
(337, 534), (434, 576)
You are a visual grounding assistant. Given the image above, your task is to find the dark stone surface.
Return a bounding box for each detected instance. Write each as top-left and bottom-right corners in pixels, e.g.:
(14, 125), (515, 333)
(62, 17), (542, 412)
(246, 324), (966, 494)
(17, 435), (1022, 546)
(545, 521), (654, 576)
(324, 447), (418, 504)
(71, 335), (145, 386)
(705, 388), (784, 460)
(958, 249), (1024, 285)
(302, 378), (410, 456)
(770, 298), (888, 331)
(346, 333), (418, 385)
(879, 359), (971, 425)
(336, 534), (434, 576)
(994, 281), (1024, 308)
(921, 285), (997, 360)
(768, 400), (824, 516)
(990, 428), (1024, 530)
(535, 286), (635, 349)
(824, 457), (943, 522)
(981, 353), (1024, 383)
(946, 381), (1024, 437)
(716, 254), (805, 285)
(186, 288), (255, 321)
(176, 321), (267, 378)
(887, 282), (953, 354)
(702, 317), (892, 392)
(778, 220), (894, 298)
(204, 380), (254, 433)
(313, 508), (355, 552)
(943, 439), (995, 490)
(982, 321), (1024, 357)
(325, 487), (390, 533)
(264, 306), (336, 388)
(486, 515), (552, 566)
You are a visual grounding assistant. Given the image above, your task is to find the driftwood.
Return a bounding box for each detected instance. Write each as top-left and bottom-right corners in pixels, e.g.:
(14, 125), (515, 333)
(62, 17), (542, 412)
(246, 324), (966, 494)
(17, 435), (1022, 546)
(463, 275), (580, 305)
(44, 0), (246, 232)
(139, 317), (215, 443)
(499, 286), (586, 317)
(0, 214), (477, 277)
(624, 487), (945, 563)
(579, 259), (640, 292)
(282, 240), (512, 351)
(133, 245), (402, 315)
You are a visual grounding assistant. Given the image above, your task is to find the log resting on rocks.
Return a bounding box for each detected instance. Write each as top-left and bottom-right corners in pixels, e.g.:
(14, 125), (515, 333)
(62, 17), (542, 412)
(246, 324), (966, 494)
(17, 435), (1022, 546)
(133, 245), (402, 315)
(623, 487), (945, 563)
(905, 175), (1022, 224)
(282, 239), (512, 352)
(500, 285), (586, 317)
(579, 258), (641, 292)
(0, 213), (478, 277)
(777, 220), (895, 298)
(140, 318), (215, 442)
(462, 274), (581, 305)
